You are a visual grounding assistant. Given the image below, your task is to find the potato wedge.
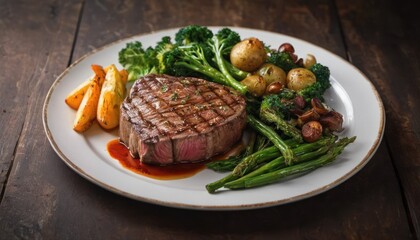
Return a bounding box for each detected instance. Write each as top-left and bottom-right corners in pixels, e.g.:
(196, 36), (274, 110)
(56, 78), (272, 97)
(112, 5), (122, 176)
(97, 64), (127, 130)
(65, 77), (93, 110)
(119, 69), (128, 85)
(73, 79), (101, 133)
(91, 64), (106, 87)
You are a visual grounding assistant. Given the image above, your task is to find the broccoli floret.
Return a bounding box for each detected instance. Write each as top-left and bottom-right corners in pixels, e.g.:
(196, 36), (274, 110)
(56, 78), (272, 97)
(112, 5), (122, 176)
(154, 36), (175, 73)
(214, 28), (241, 56)
(175, 25), (214, 45)
(267, 51), (298, 72)
(261, 92), (294, 120)
(278, 88), (297, 100)
(259, 94), (303, 142)
(119, 25), (248, 94)
(162, 43), (227, 84)
(118, 41), (158, 81)
(298, 63), (331, 101)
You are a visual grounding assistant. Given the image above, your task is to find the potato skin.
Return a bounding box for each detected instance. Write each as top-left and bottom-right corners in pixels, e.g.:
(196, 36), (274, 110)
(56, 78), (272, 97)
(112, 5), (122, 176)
(257, 63), (287, 86)
(230, 37), (267, 72)
(97, 65), (127, 130)
(286, 68), (316, 91)
(73, 79), (101, 133)
(240, 74), (266, 97)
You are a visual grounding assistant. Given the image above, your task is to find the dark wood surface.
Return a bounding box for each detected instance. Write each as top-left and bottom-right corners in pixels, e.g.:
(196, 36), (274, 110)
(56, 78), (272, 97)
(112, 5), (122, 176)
(0, 0), (418, 239)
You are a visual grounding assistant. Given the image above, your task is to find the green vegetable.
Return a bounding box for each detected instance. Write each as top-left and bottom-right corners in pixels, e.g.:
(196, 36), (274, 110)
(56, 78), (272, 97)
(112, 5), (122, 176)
(118, 37), (175, 81)
(259, 94), (303, 142)
(175, 25), (214, 45)
(247, 115), (297, 165)
(205, 146), (279, 193)
(205, 136), (335, 193)
(223, 58), (249, 80)
(118, 41), (158, 81)
(298, 63), (331, 101)
(267, 51), (298, 73)
(231, 136), (334, 177)
(119, 25), (249, 94)
(163, 43), (226, 82)
(207, 28), (248, 94)
(235, 136), (356, 189)
(161, 27), (248, 94)
(224, 138), (335, 189)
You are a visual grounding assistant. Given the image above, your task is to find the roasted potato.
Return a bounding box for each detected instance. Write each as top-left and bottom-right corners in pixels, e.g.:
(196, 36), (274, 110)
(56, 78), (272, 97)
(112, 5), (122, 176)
(240, 74), (266, 97)
(73, 79), (101, 133)
(304, 54), (317, 69)
(119, 69), (128, 85)
(257, 63), (287, 86)
(91, 64), (106, 87)
(230, 37), (267, 72)
(97, 64), (127, 130)
(65, 76), (93, 110)
(286, 68), (316, 91)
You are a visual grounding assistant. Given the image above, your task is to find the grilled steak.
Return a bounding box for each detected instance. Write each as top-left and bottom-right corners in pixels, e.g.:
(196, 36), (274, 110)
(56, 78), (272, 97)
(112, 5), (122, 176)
(119, 74), (247, 165)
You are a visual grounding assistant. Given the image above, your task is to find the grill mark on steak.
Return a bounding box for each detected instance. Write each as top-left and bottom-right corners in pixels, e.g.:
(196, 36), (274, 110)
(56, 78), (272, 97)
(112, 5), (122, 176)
(120, 74), (246, 165)
(135, 76), (242, 136)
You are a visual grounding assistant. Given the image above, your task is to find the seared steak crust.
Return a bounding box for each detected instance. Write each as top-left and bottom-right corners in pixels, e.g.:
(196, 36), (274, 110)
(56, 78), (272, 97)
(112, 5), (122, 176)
(119, 74), (247, 165)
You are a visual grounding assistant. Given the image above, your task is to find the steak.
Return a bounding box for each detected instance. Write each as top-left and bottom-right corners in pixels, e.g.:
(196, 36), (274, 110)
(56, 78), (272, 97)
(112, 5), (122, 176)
(119, 74), (247, 165)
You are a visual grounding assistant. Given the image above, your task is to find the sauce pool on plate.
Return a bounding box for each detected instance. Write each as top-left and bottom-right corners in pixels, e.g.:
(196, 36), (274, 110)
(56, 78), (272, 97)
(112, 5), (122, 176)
(107, 139), (206, 180)
(107, 139), (244, 180)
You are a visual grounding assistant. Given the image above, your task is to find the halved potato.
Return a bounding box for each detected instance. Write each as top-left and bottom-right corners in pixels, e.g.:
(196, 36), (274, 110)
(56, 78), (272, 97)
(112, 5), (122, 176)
(73, 79), (101, 133)
(97, 64), (127, 130)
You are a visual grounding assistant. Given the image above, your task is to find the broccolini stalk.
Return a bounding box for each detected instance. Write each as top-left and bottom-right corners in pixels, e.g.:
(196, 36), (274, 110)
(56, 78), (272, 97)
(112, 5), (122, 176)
(247, 115), (297, 165)
(260, 94), (303, 142)
(222, 58), (249, 80)
(209, 28), (248, 94)
(238, 136), (356, 189)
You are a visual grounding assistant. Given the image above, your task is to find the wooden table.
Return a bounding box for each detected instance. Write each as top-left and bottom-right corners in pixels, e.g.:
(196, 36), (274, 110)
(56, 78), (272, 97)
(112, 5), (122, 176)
(1, 0), (419, 239)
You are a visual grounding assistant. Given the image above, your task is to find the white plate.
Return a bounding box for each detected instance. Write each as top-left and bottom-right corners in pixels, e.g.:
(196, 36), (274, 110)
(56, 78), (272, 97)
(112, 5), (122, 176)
(43, 26), (385, 210)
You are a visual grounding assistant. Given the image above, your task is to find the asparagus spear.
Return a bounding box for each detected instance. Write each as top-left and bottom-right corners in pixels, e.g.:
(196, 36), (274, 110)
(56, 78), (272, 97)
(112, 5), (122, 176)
(232, 136), (335, 177)
(247, 115), (297, 165)
(206, 146), (281, 193)
(228, 136), (356, 189)
(205, 136), (334, 193)
(224, 143), (332, 189)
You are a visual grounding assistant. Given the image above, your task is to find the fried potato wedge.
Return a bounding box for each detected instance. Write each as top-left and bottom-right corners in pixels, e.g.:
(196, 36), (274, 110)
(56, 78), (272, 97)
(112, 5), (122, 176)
(65, 76), (93, 110)
(73, 79), (101, 133)
(91, 64), (106, 87)
(119, 69), (128, 85)
(97, 64), (127, 130)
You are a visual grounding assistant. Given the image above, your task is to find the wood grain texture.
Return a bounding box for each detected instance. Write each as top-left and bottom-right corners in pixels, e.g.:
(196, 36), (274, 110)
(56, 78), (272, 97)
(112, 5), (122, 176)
(0, 0), (84, 239)
(0, 0), (417, 239)
(336, 0), (420, 238)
